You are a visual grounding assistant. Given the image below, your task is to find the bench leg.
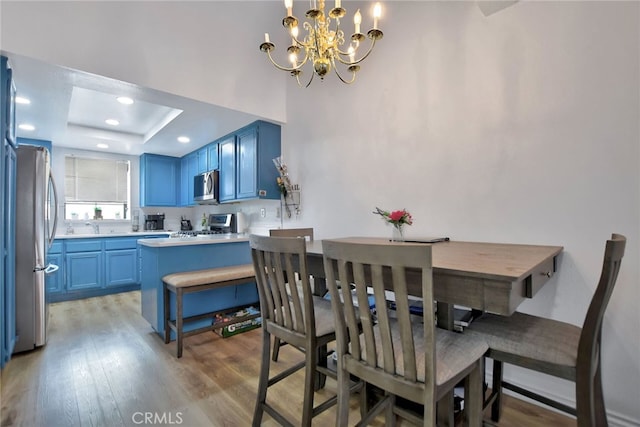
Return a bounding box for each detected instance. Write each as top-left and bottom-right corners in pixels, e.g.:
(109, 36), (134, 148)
(164, 284), (170, 344)
(176, 288), (184, 358)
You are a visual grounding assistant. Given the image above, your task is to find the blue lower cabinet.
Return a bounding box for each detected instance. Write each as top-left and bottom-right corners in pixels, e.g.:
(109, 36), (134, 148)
(66, 252), (103, 291)
(48, 236), (168, 302)
(105, 249), (137, 287)
(45, 253), (64, 295)
(46, 241), (63, 296)
(139, 240), (258, 335)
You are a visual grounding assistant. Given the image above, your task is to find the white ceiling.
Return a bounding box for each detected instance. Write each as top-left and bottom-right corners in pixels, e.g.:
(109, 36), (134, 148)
(6, 53), (264, 158)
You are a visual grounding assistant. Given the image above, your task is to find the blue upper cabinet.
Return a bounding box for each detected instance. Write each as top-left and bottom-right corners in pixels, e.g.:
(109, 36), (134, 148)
(219, 120), (281, 203)
(179, 156), (189, 207)
(179, 153), (197, 207)
(161, 121), (280, 206)
(218, 136), (237, 203)
(236, 126), (258, 200)
(208, 143), (219, 171)
(140, 154), (179, 207)
(196, 147), (208, 174)
(177, 142), (219, 206)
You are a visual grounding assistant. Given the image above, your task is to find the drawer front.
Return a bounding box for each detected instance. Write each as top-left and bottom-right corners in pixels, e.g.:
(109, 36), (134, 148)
(105, 238), (138, 251)
(524, 256), (557, 298)
(49, 241), (63, 254)
(65, 239), (102, 253)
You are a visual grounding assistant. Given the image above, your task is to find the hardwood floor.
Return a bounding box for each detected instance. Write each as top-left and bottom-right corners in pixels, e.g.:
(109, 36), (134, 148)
(1, 291), (576, 426)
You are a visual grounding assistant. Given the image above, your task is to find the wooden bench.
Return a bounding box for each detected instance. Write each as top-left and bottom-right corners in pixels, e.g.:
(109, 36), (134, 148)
(162, 264), (258, 358)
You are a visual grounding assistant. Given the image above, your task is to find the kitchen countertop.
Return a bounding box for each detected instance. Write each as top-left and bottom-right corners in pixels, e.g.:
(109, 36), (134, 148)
(138, 233), (250, 247)
(55, 231), (172, 239)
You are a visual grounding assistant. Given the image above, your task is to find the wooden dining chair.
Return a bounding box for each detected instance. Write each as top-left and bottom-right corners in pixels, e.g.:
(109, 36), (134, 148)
(269, 227), (315, 362)
(322, 239), (488, 426)
(250, 234), (349, 427)
(467, 233), (626, 427)
(269, 227), (314, 241)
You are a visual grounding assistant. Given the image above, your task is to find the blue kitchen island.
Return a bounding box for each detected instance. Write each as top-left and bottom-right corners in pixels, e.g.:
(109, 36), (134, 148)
(137, 234), (258, 336)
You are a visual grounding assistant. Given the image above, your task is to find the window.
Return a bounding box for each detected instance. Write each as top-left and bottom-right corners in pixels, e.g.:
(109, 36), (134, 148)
(64, 156), (130, 220)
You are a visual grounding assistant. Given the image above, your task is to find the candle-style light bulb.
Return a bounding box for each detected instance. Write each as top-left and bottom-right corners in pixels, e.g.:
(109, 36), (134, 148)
(291, 25), (298, 45)
(354, 9), (362, 33)
(289, 52), (298, 67)
(264, 33), (270, 43)
(284, 0), (293, 16)
(348, 45), (355, 63)
(373, 3), (381, 29)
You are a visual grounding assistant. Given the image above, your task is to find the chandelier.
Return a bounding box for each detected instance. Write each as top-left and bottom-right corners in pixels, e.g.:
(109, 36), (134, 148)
(259, 0), (383, 87)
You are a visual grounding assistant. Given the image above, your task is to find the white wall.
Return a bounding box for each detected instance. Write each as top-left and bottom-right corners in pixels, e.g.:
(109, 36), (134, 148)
(282, 1), (639, 424)
(0, 1), (288, 123)
(2, 0), (639, 424)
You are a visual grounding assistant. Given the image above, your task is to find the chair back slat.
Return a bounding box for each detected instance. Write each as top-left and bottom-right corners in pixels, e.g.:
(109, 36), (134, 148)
(253, 250), (276, 322)
(250, 235), (315, 339)
(323, 240), (434, 386)
(274, 250), (298, 332)
(284, 250), (307, 333)
(391, 264), (418, 382)
(336, 257), (363, 359)
(578, 233), (626, 374)
(265, 251), (288, 326)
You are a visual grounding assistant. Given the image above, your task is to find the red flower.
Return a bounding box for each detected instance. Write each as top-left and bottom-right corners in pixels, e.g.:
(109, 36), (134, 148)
(373, 207), (413, 227)
(389, 210), (405, 222)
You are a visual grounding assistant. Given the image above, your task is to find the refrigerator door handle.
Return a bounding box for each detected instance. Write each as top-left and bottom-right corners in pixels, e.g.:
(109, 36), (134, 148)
(48, 172), (59, 246)
(44, 264), (59, 275)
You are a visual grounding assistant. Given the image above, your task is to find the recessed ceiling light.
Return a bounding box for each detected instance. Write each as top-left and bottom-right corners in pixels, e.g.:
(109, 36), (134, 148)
(96, 143), (109, 149)
(177, 136), (190, 143)
(105, 119), (120, 126)
(117, 96), (134, 105)
(15, 96), (31, 105)
(18, 124), (35, 131)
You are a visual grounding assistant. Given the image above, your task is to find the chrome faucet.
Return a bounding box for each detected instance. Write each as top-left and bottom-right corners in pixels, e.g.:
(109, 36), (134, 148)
(85, 221), (100, 234)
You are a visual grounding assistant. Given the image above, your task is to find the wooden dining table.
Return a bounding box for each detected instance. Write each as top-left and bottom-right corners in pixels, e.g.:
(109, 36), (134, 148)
(305, 237), (563, 327)
(304, 236), (563, 425)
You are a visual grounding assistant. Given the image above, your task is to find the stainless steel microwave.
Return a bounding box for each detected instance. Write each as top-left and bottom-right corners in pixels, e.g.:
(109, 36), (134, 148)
(194, 170), (219, 204)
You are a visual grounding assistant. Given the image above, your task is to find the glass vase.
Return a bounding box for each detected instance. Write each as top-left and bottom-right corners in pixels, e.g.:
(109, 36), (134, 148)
(391, 225), (405, 242)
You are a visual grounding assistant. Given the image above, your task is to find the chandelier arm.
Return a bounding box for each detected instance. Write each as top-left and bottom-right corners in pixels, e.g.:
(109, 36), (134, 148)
(334, 38), (377, 66)
(331, 57), (357, 84)
(265, 49), (308, 72)
(299, 47), (312, 67)
(304, 71), (315, 88)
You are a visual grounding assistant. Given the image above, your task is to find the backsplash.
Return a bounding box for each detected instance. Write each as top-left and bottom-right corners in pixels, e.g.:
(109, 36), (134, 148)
(141, 199), (284, 235)
(57, 199), (303, 237)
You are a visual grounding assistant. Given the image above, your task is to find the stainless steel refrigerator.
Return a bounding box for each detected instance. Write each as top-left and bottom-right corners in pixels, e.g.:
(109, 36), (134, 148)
(14, 145), (58, 353)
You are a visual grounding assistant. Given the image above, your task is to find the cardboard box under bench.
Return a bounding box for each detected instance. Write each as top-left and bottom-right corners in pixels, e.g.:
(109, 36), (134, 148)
(213, 306), (262, 338)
